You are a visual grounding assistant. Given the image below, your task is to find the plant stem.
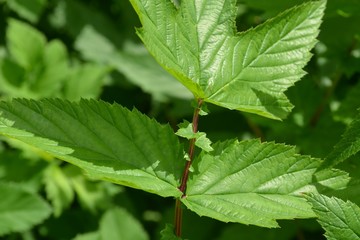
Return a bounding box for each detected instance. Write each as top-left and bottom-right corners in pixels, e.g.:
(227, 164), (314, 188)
(174, 98), (203, 237)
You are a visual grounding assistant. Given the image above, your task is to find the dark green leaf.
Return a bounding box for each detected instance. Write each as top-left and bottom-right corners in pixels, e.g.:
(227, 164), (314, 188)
(0, 99), (183, 197)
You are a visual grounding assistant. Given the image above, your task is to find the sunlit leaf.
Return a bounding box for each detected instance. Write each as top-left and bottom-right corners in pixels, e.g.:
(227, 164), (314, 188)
(129, 0), (325, 119)
(307, 194), (360, 240)
(181, 139), (344, 227)
(0, 99), (183, 198)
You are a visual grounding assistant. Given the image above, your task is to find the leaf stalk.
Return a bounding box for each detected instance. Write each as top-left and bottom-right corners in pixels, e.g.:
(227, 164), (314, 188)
(174, 98), (203, 237)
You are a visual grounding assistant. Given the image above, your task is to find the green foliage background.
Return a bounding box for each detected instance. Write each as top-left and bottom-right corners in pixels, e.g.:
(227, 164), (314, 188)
(0, 0), (359, 239)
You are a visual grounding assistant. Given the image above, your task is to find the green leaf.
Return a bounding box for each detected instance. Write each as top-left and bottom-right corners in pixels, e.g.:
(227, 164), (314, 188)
(175, 121), (213, 152)
(2, 20), (70, 98)
(44, 163), (74, 217)
(307, 194), (360, 240)
(75, 26), (192, 101)
(66, 165), (122, 213)
(0, 99), (183, 198)
(181, 139), (334, 228)
(63, 63), (110, 101)
(31, 39), (69, 97)
(129, 0), (326, 119)
(323, 111), (360, 168)
(7, 0), (47, 23)
(0, 182), (52, 236)
(99, 207), (149, 240)
(334, 81), (360, 125)
(6, 18), (46, 70)
(0, 151), (47, 192)
(73, 232), (100, 240)
(160, 224), (183, 240)
(194, 133), (213, 152)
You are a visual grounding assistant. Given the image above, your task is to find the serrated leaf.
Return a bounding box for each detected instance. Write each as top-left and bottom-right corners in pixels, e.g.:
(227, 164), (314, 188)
(194, 133), (213, 152)
(323, 111), (360, 169)
(181, 139), (333, 228)
(176, 121), (213, 152)
(175, 121), (194, 139)
(307, 194), (360, 240)
(0, 182), (52, 236)
(0, 99), (183, 198)
(129, 0), (326, 119)
(99, 207), (149, 240)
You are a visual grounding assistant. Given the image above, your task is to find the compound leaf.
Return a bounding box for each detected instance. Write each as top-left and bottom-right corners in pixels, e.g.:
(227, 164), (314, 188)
(307, 194), (360, 240)
(129, 0), (326, 119)
(181, 139), (336, 227)
(0, 99), (183, 198)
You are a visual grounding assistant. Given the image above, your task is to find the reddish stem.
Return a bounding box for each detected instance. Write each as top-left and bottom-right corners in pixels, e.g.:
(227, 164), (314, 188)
(174, 98), (203, 237)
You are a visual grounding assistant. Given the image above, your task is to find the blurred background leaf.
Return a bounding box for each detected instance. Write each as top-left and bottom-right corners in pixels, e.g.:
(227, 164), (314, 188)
(0, 0), (359, 239)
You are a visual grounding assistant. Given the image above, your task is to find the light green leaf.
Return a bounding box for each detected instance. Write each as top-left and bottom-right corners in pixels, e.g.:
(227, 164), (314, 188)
(0, 182), (52, 236)
(66, 165), (122, 213)
(175, 121), (194, 139)
(44, 163), (74, 217)
(181, 139), (334, 228)
(194, 133), (213, 152)
(323, 111), (360, 169)
(63, 63), (110, 101)
(7, 0), (47, 23)
(75, 26), (193, 101)
(175, 121), (213, 152)
(307, 194), (360, 240)
(73, 232), (100, 240)
(0, 99), (183, 198)
(160, 224), (183, 240)
(99, 207), (149, 240)
(314, 168), (350, 191)
(2, 20), (69, 98)
(31, 39), (69, 97)
(6, 18), (45, 69)
(129, 0), (326, 119)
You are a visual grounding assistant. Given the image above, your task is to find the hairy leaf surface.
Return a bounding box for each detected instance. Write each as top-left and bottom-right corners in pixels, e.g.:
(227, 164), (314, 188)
(307, 194), (360, 240)
(0, 99), (183, 197)
(129, 0), (326, 119)
(181, 139), (334, 227)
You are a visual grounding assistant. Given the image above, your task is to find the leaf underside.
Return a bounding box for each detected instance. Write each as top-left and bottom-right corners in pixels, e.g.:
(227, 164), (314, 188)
(307, 194), (360, 240)
(129, 0), (326, 119)
(0, 99), (183, 198)
(181, 139), (345, 228)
